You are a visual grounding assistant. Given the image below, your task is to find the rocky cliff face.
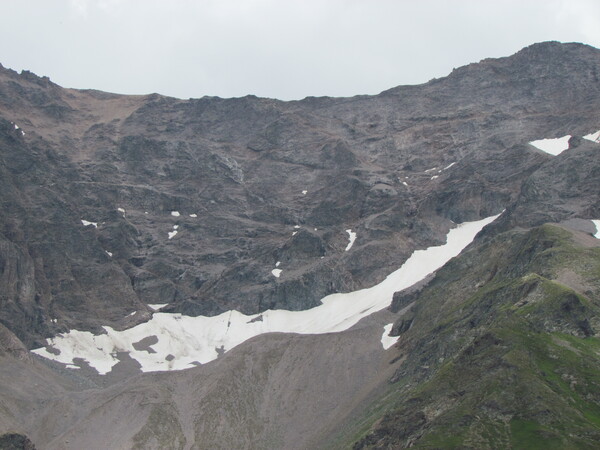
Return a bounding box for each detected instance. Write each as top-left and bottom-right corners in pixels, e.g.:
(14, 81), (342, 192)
(0, 41), (599, 448)
(1, 41), (599, 348)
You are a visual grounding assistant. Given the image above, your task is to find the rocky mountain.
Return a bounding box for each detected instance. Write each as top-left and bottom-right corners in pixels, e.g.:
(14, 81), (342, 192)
(0, 41), (599, 448)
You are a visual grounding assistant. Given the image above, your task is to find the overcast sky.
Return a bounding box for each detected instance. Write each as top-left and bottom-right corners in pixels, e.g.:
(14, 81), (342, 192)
(1, 0), (599, 100)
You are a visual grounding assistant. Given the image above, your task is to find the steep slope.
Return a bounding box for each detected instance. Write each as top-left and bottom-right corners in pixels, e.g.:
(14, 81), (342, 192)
(348, 224), (600, 448)
(0, 309), (399, 449)
(1, 42), (599, 348)
(0, 41), (599, 449)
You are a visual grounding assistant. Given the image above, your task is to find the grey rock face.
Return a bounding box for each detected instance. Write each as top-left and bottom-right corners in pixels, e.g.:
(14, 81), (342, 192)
(0, 41), (599, 347)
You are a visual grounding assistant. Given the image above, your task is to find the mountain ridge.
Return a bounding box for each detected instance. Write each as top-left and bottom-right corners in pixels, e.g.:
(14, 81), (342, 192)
(0, 41), (600, 448)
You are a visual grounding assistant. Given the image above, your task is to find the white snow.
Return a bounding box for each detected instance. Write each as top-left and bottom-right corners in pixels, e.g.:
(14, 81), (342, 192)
(173, 225), (179, 230)
(31, 213), (500, 375)
(431, 175), (439, 180)
(592, 220), (600, 239)
(275, 261), (281, 267)
(168, 230), (178, 239)
(424, 167), (437, 173)
(81, 220), (97, 228)
(148, 304), (168, 311)
(402, 181), (408, 187)
(171, 211), (180, 217)
(13, 123), (18, 130)
(583, 130), (600, 143)
(381, 324), (399, 350)
(302, 190), (308, 195)
(294, 225), (300, 229)
(105, 251), (113, 257)
(189, 214), (197, 218)
(529, 135), (571, 156)
(345, 229), (357, 251)
(145, 211), (148, 214)
(117, 207), (125, 213)
(442, 162), (456, 171)
(65, 364), (80, 370)
(127, 311), (136, 317)
(292, 231), (298, 236)
(271, 268), (282, 278)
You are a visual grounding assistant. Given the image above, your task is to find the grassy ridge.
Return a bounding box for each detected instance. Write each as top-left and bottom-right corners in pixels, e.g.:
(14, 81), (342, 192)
(349, 225), (600, 449)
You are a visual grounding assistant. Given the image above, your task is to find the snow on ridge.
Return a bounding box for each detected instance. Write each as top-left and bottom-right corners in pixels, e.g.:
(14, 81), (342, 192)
(31, 213), (501, 375)
(583, 130), (600, 143)
(592, 220), (600, 239)
(529, 135), (571, 155)
(148, 304), (168, 311)
(81, 219), (98, 228)
(345, 229), (357, 251)
(381, 324), (399, 349)
(442, 162), (456, 171)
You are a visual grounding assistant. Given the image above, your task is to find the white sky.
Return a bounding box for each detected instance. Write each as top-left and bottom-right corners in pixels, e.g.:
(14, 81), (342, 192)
(1, 0), (599, 100)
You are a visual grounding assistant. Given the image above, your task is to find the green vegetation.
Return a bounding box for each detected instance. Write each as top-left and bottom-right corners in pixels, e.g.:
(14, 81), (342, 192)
(348, 225), (600, 449)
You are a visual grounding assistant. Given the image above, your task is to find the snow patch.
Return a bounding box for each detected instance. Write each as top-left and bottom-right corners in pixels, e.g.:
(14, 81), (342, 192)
(105, 251), (112, 257)
(592, 220), (600, 239)
(168, 230), (178, 239)
(442, 162), (456, 171)
(171, 211), (180, 217)
(583, 130), (600, 143)
(173, 225), (179, 230)
(292, 231), (298, 236)
(381, 324), (399, 349)
(294, 225), (300, 229)
(189, 214), (197, 218)
(31, 214), (501, 374)
(431, 175), (439, 180)
(302, 190), (307, 195)
(149, 304), (168, 311)
(117, 207), (125, 213)
(529, 135), (571, 156)
(81, 220), (97, 228)
(424, 167), (437, 173)
(127, 311), (136, 317)
(275, 261), (281, 267)
(345, 229), (357, 251)
(271, 268), (282, 278)
(402, 181), (408, 187)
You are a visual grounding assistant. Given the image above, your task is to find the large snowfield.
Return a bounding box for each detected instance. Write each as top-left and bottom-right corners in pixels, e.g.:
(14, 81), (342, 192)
(33, 214), (500, 374)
